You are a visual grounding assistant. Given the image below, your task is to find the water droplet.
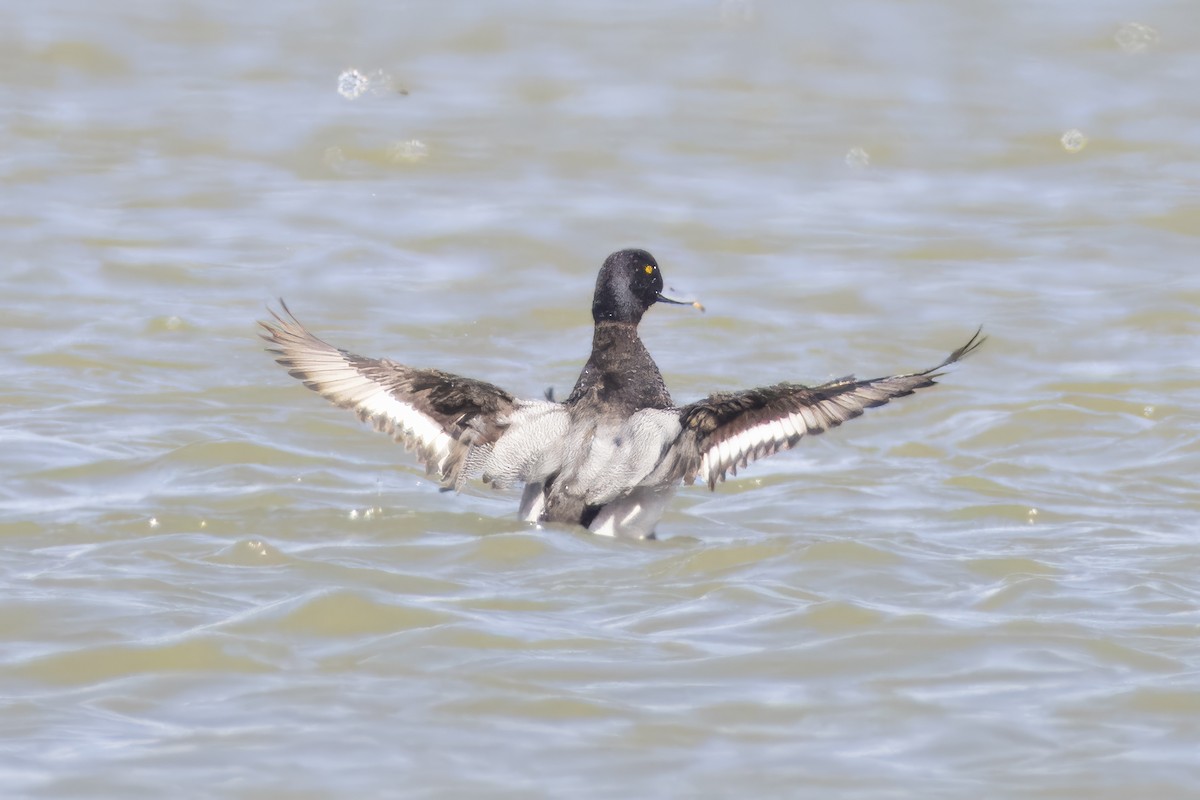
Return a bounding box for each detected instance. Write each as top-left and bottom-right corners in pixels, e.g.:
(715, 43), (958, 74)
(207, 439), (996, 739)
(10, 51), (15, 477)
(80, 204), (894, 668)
(1114, 22), (1158, 54)
(337, 69), (370, 99)
(388, 139), (428, 163)
(845, 146), (870, 169)
(1027, 508), (1038, 525)
(348, 509), (360, 520)
(337, 68), (405, 99)
(1143, 405), (1155, 418)
(148, 517), (160, 529)
(199, 520), (207, 529)
(1060, 129), (1088, 153)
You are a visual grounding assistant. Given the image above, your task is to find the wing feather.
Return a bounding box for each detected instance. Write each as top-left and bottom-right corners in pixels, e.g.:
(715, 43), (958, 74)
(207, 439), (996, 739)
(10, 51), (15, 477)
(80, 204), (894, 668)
(259, 301), (520, 488)
(677, 329), (985, 488)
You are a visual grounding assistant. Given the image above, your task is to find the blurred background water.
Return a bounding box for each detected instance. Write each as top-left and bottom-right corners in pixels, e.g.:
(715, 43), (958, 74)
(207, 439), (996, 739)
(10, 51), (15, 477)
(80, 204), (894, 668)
(2, 1), (1199, 797)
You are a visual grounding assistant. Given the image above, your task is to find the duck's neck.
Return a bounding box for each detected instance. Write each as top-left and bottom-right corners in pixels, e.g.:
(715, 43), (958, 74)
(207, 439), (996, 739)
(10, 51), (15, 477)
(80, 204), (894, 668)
(565, 322), (673, 411)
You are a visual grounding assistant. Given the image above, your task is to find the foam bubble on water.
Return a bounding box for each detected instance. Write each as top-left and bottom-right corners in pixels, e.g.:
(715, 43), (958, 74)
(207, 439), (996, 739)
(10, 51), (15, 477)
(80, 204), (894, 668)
(1060, 129), (1088, 153)
(389, 139), (428, 163)
(845, 147), (870, 169)
(1027, 508), (1038, 525)
(148, 517), (160, 529)
(1114, 22), (1159, 54)
(348, 509), (360, 520)
(338, 69), (370, 99)
(1143, 405), (1155, 418)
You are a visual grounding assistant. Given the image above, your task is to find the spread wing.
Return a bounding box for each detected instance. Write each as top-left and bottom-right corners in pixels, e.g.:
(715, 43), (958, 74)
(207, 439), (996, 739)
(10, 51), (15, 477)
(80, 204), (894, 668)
(674, 329), (985, 489)
(259, 301), (521, 489)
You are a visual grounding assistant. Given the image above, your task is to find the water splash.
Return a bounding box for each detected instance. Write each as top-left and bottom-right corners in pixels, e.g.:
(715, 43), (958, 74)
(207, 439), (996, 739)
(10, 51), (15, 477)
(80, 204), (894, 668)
(337, 69), (370, 99)
(1060, 129), (1088, 153)
(337, 68), (406, 100)
(1114, 22), (1159, 54)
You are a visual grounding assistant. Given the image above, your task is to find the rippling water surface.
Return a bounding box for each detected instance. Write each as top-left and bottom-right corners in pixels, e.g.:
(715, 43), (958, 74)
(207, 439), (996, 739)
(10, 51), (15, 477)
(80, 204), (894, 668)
(3, 2), (1199, 797)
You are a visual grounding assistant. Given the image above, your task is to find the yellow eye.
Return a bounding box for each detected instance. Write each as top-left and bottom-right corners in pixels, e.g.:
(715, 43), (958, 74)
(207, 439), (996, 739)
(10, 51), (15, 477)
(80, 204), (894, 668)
(643, 265), (654, 275)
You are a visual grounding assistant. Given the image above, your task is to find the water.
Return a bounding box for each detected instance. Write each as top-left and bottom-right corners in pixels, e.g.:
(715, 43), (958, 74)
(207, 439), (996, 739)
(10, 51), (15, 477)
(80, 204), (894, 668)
(3, 1), (1199, 797)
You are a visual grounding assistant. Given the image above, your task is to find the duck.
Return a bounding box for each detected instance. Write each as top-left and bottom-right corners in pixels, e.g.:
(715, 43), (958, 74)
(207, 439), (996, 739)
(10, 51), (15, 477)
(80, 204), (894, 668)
(260, 248), (984, 539)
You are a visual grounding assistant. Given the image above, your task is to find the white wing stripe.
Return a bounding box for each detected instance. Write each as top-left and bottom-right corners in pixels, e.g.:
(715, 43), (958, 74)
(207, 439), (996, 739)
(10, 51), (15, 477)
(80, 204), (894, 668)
(697, 383), (913, 484)
(360, 389), (451, 465)
(289, 351), (455, 469)
(700, 409), (820, 483)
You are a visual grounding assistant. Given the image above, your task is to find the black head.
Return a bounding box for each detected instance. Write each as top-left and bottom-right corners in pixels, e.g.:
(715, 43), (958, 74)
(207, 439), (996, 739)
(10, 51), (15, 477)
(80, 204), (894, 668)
(591, 249), (688, 325)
